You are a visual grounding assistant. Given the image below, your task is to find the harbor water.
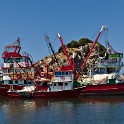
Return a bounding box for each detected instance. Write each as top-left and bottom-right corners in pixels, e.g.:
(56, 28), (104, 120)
(0, 96), (124, 124)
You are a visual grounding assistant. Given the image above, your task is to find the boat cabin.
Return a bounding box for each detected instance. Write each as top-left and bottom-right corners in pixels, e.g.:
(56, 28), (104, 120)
(92, 53), (123, 75)
(1, 38), (35, 86)
(38, 70), (74, 92)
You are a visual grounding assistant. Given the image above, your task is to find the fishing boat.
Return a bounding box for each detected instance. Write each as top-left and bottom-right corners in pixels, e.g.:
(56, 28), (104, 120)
(81, 51), (124, 95)
(7, 69), (83, 98)
(0, 37), (35, 95)
(7, 34), (83, 98)
(77, 26), (124, 95)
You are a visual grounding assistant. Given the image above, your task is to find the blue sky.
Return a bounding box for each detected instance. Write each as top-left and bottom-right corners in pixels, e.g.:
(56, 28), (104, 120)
(0, 0), (124, 72)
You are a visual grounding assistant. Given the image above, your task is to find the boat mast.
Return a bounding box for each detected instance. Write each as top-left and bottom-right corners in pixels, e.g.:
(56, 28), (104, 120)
(44, 34), (60, 67)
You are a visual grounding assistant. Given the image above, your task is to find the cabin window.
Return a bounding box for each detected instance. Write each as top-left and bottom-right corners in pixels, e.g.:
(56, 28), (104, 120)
(112, 58), (117, 63)
(9, 80), (13, 84)
(101, 59), (105, 63)
(15, 58), (21, 62)
(69, 72), (72, 75)
(55, 72), (59, 76)
(3, 69), (8, 73)
(25, 58), (29, 62)
(66, 72), (68, 75)
(8, 69), (14, 73)
(20, 58), (23, 62)
(25, 68), (31, 72)
(62, 72), (65, 75)
(54, 83), (56, 86)
(4, 58), (14, 63)
(15, 80), (18, 84)
(111, 68), (116, 72)
(107, 59), (111, 63)
(100, 68), (105, 74)
(4, 59), (7, 63)
(15, 69), (20, 72)
(24, 80), (28, 84)
(65, 83), (68, 86)
(28, 81), (32, 84)
(59, 83), (63, 86)
(59, 72), (61, 75)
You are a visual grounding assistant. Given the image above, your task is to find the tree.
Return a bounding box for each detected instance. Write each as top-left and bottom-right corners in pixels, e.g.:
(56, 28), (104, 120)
(66, 43), (72, 48)
(70, 40), (79, 48)
(79, 38), (93, 46)
(66, 40), (79, 48)
(58, 46), (63, 53)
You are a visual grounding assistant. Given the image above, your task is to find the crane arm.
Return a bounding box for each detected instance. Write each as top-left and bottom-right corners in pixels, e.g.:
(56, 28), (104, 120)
(77, 25), (107, 79)
(44, 34), (60, 67)
(57, 33), (71, 65)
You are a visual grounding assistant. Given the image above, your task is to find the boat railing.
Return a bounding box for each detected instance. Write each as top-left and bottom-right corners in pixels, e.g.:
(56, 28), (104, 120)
(53, 76), (73, 82)
(3, 72), (34, 80)
(2, 62), (32, 68)
(98, 62), (123, 67)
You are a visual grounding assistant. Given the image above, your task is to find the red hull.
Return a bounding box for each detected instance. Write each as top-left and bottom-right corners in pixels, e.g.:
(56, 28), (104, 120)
(0, 84), (24, 95)
(34, 88), (82, 98)
(8, 88), (83, 98)
(82, 83), (124, 95)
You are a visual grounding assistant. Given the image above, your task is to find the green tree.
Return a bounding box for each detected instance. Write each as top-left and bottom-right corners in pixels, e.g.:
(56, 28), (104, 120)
(66, 40), (79, 48)
(58, 46), (63, 53)
(79, 38), (93, 46)
(66, 43), (72, 48)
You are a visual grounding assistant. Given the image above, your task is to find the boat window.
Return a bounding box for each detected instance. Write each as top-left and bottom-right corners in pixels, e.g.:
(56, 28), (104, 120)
(25, 58), (29, 62)
(15, 69), (20, 72)
(25, 68), (31, 72)
(55, 72), (59, 76)
(54, 83), (56, 86)
(24, 80), (28, 84)
(58, 83), (63, 86)
(3, 69), (8, 73)
(59, 72), (61, 75)
(69, 72), (72, 75)
(65, 83), (68, 86)
(15, 58), (21, 62)
(62, 72), (65, 75)
(100, 68), (106, 74)
(66, 72), (68, 75)
(15, 80), (18, 84)
(8, 69), (14, 73)
(112, 58), (117, 63)
(9, 80), (13, 84)
(20, 58), (23, 62)
(101, 59), (105, 63)
(28, 81), (32, 84)
(4, 58), (14, 63)
(4, 59), (7, 63)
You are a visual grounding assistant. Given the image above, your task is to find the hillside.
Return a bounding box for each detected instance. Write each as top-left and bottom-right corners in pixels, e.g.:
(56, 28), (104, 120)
(35, 38), (106, 74)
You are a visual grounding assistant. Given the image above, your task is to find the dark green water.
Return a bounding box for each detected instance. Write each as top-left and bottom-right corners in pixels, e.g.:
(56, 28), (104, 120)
(0, 96), (124, 124)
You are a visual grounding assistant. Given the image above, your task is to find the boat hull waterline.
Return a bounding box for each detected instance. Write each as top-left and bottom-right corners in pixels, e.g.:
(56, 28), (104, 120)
(81, 83), (124, 95)
(8, 88), (83, 98)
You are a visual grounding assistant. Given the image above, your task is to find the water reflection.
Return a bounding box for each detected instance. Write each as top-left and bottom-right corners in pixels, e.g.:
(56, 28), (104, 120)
(0, 96), (124, 124)
(80, 95), (124, 104)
